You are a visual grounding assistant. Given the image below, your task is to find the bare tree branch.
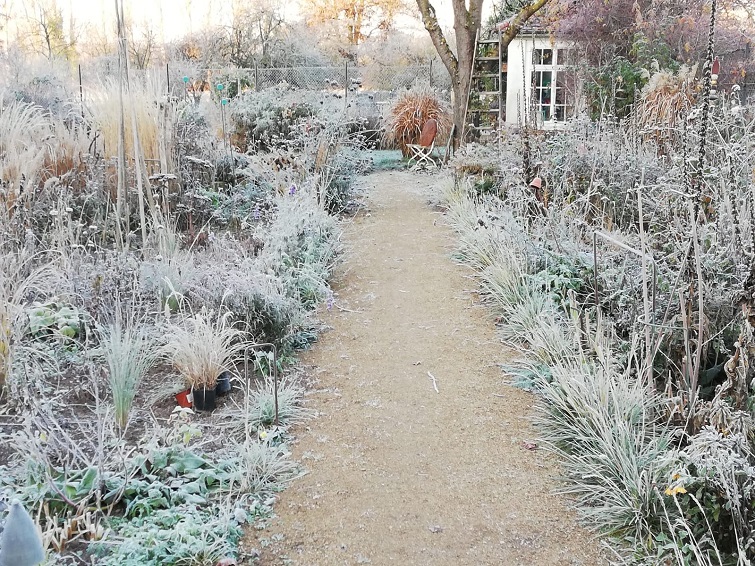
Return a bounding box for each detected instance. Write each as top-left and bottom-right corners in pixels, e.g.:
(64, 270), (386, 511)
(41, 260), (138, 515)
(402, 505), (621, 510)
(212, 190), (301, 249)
(415, 0), (458, 79)
(500, 0), (550, 49)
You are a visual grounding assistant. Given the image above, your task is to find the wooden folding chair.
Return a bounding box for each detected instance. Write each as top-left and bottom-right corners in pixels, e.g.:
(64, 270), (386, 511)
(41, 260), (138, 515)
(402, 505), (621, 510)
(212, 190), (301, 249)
(407, 118), (438, 170)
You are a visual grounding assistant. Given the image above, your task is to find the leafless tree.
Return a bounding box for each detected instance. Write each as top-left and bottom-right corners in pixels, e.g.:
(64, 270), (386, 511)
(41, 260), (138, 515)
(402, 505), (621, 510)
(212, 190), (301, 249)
(416, 0), (549, 148)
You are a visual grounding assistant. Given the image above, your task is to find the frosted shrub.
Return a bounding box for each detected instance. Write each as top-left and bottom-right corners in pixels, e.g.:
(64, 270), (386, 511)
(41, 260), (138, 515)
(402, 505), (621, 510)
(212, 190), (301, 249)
(230, 86), (320, 151)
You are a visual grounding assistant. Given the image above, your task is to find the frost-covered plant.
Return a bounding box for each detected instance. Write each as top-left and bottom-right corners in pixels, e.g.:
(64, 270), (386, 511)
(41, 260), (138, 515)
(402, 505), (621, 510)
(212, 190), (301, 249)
(189, 244), (305, 349)
(141, 223), (196, 313)
(668, 428), (755, 561)
(189, 180), (272, 227)
(86, 74), (170, 163)
(0, 99), (58, 207)
(229, 86), (319, 151)
(25, 299), (84, 341)
(0, 251), (58, 394)
(95, 505), (241, 566)
(174, 100), (219, 175)
(162, 309), (248, 390)
(184, 189), (340, 352)
(257, 192), (340, 310)
(536, 359), (674, 543)
(97, 303), (159, 430)
(1, 436), (263, 562)
(315, 128), (371, 214)
(248, 374), (309, 429)
(233, 438), (301, 495)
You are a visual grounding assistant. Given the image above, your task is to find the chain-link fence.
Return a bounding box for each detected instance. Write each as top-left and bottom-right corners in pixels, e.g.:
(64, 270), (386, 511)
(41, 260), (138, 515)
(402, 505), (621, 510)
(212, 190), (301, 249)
(69, 61), (452, 159)
(171, 62), (453, 122)
(72, 61), (451, 121)
(202, 62), (449, 93)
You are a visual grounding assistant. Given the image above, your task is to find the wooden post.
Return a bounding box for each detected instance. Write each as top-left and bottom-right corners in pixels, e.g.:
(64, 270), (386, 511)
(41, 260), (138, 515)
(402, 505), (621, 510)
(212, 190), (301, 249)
(78, 64), (84, 119)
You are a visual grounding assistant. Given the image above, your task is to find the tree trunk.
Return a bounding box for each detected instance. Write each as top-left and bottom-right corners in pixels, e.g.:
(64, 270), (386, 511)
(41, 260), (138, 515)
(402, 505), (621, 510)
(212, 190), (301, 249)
(452, 4), (478, 148)
(416, 0), (480, 149)
(416, 0), (551, 150)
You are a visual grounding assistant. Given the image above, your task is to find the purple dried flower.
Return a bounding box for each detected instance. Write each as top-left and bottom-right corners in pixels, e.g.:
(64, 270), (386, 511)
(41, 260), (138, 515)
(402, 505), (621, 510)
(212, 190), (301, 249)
(253, 205), (261, 220)
(289, 184), (297, 196)
(326, 292), (334, 311)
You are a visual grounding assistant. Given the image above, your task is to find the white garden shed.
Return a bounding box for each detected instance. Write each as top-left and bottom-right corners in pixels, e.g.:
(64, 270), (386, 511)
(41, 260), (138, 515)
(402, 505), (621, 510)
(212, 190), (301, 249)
(504, 32), (581, 129)
(468, 27), (581, 134)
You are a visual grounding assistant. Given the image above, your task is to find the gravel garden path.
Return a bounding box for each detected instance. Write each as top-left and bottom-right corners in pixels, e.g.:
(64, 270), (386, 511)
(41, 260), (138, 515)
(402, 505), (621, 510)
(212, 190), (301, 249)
(249, 170), (603, 565)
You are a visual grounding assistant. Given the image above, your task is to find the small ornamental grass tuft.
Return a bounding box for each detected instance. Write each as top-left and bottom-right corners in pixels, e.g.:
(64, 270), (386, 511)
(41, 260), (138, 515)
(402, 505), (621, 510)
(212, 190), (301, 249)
(234, 438), (302, 495)
(97, 302), (159, 431)
(248, 374), (310, 429)
(162, 309), (249, 390)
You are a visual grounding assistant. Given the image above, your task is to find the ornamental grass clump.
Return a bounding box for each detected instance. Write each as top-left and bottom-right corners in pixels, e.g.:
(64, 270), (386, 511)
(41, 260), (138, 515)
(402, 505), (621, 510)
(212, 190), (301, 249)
(385, 87), (451, 156)
(234, 438), (301, 495)
(163, 309), (248, 391)
(634, 65), (697, 148)
(87, 75), (168, 162)
(97, 304), (159, 431)
(248, 374), (309, 429)
(0, 250), (57, 395)
(0, 99), (55, 210)
(534, 358), (674, 545)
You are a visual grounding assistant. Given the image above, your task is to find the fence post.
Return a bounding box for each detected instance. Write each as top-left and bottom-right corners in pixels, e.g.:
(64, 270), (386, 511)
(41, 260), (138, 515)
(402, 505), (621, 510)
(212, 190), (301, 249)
(78, 64), (84, 119)
(744, 43), (751, 103)
(254, 61), (259, 92)
(744, 73), (749, 104)
(344, 60), (349, 113)
(166, 63), (170, 96)
(429, 59), (433, 88)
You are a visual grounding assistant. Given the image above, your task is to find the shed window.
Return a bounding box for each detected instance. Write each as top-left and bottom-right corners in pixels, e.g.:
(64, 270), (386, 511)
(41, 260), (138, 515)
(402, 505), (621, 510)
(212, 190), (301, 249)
(532, 48), (575, 122)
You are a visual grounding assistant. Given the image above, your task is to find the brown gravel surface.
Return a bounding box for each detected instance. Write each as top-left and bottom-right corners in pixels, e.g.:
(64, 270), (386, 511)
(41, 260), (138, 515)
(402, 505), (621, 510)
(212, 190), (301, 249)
(248, 170), (603, 565)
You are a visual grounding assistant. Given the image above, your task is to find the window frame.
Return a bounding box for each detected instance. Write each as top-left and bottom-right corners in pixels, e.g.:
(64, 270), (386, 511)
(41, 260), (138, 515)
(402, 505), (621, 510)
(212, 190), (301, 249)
(531, 47), (574, 124)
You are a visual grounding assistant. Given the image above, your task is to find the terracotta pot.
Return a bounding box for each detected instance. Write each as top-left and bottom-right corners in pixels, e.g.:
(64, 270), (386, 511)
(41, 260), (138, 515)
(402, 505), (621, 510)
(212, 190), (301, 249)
(175, 389), (193, 408)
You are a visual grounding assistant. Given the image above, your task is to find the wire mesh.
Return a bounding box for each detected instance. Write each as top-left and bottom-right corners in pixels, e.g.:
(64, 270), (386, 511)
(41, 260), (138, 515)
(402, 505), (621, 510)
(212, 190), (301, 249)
(203, 64), (446, 91)
(194, 63), (452, 119)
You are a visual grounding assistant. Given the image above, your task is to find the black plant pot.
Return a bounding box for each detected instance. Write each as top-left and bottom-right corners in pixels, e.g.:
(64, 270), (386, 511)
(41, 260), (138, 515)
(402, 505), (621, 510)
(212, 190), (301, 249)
(192, 387), (217, 412)
(216, 371), (232, 396)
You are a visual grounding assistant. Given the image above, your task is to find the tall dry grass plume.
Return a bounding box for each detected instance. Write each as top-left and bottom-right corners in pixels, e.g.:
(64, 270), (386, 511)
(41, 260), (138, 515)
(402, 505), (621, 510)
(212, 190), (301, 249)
(633, 65), (698, 152)
(0, 99), (88, 212)
(87, 74), (171, 164)
(385, 86), (451, 156)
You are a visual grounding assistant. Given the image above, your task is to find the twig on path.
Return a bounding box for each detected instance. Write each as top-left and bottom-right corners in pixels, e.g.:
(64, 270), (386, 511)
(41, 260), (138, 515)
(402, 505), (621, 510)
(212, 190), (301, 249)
(336, 304), (362, 313)
(427, 371), (439, 393)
